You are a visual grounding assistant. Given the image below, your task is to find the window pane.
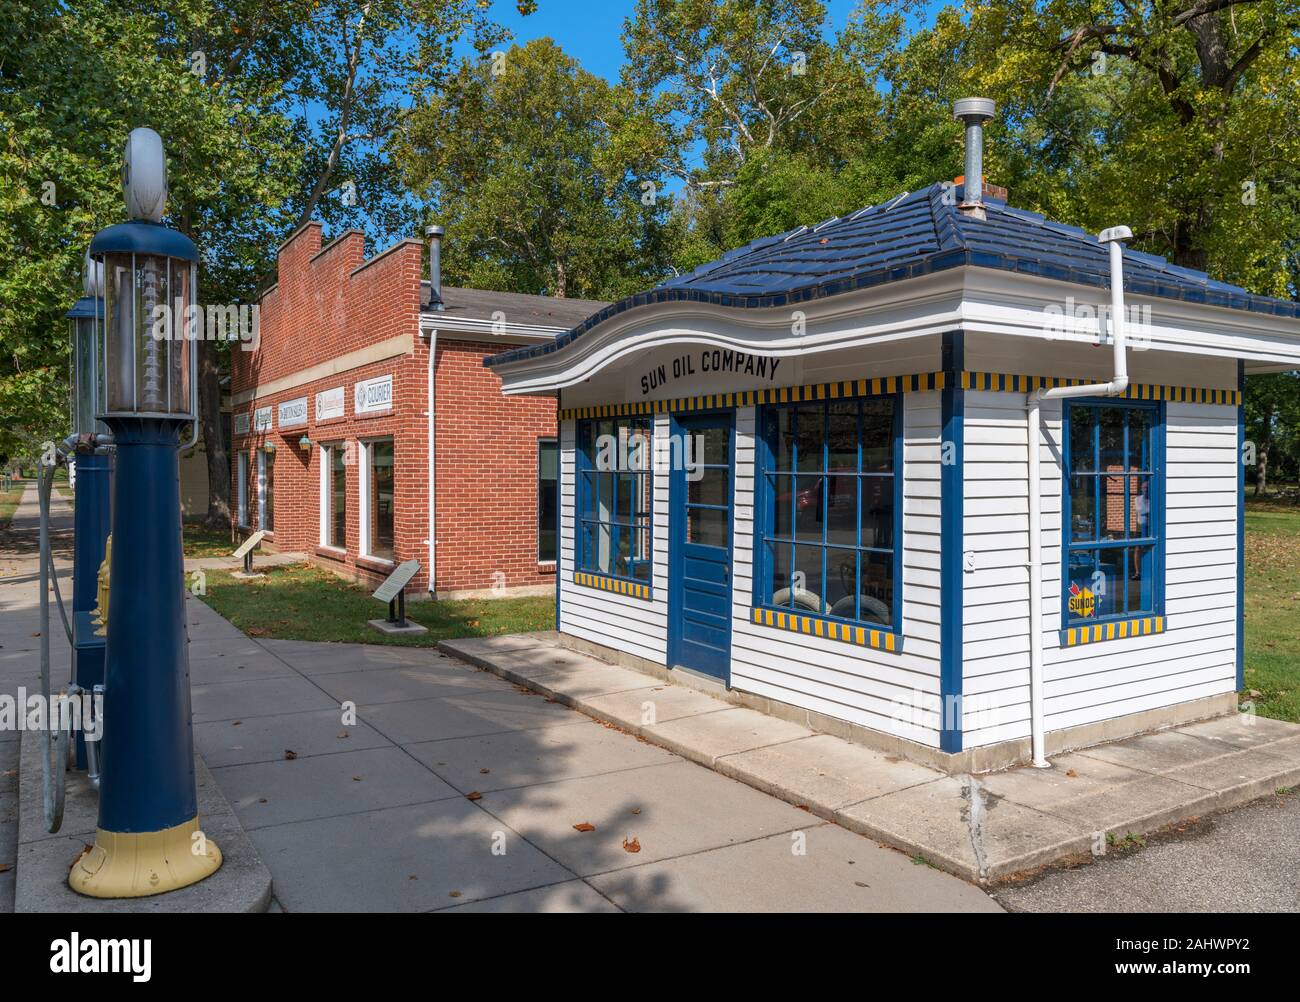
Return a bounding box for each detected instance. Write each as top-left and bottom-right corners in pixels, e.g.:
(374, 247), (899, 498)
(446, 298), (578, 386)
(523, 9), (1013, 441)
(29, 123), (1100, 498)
(596, 472), (615, 518)
(860, 551), (893, 625)
(823, 547), (856, 619)
(793, 475), (823, 542)
(769, 407), (794, 472)
(1130, 475), (1154, 539)
(1100, 473), (1127, 540)
(861, 476), (894, 550)
(1099, 407), (1125, 473)
(688, 466), (727, 507)
(580, 471), (596, 518)
(615, 472), (636, 519)
(1070, 406), (1096, 473)
(828, 402), (858, 471)
(1066, 550), (1101, 621)
(825, 476), (858, 546)
(792, 544), (825, 614)
(771, 474), (793, 539)
(1129, 408), (1153, 472)
(688, 506), (728, 547)
(263, 451), (275, 532)
(369, 439), (394, 561)
(695, 426), (728, 466)
(330, 446), (347, 548)
(861, 397), (895, 471)
(1123, 544), (1155, 614)
(766, 541), (792, 608)
(794, 404), (823, 472)
(1069, 474), (1097, 542)
(538, 440), (557, 562)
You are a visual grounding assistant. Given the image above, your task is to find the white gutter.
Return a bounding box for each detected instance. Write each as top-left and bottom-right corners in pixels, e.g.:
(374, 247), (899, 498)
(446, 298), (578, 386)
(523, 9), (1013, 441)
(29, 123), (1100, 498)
(425, 225), (444, 596)
(1025, 225), (1132, 767)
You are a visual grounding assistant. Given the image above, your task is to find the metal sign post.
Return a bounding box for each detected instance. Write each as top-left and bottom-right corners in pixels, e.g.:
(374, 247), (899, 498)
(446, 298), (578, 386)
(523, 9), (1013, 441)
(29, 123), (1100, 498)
(232, 529), (266, 577)
(369, 560), (426, 635)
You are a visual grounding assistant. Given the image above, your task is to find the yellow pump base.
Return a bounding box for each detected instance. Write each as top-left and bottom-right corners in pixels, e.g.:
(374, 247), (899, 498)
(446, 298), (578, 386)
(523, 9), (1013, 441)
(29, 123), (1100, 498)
(68, 817), (222, 898)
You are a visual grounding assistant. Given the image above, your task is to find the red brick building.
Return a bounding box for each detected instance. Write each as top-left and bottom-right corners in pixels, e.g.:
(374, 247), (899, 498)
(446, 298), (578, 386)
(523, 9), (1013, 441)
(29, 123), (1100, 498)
(228, 221), (606, 597)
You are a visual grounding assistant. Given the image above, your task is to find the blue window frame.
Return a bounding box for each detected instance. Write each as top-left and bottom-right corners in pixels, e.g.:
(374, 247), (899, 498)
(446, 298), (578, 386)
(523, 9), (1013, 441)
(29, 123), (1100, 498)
(576, 416), (653, 584)
(755, 394), (902, 631)
(1062, 399), (1164, 626)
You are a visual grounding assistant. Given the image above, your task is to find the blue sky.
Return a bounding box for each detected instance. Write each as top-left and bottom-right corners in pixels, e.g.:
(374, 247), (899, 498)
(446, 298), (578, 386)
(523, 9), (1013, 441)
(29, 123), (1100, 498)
(478, 0), (877, 83)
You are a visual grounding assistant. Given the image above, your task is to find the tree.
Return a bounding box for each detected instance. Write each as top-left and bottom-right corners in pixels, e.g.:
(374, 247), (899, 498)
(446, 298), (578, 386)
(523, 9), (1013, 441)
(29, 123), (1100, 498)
(0, 0), (303, 522)
(395, 38), (674, 300)
(934, 0), (1300, 293)
(1247, 372), (1300, 494)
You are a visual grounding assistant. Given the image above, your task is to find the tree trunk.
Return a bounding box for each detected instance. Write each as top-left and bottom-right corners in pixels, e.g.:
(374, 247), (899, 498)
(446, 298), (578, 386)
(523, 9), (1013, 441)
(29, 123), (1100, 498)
(1256, 446), (1268, 497)
(197, 338), (231, 529)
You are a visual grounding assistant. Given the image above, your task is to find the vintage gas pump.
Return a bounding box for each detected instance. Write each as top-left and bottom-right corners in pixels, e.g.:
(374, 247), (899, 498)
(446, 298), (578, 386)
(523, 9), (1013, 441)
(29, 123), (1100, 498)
(68, 128), (222, 897)
(66, 256), (111, 771)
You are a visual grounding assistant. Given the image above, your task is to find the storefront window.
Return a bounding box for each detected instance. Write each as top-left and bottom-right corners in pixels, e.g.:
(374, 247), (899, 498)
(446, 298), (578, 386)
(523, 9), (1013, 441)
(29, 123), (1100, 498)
(322, 443), (347, 549)
(577, 417), (652, 582)
(258, 448), (274, 532)
(1063, 400), (1163, 624)
(364, 438), (395, 561)
(758, 395), (900, 628)
(538, 438), (558, 563)
(236, 452), (249, 527)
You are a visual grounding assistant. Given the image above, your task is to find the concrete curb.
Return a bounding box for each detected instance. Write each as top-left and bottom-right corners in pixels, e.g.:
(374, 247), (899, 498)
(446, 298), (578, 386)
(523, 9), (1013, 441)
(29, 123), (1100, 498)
(15, 729), (273, 913)
(439, 636), (1300, 884)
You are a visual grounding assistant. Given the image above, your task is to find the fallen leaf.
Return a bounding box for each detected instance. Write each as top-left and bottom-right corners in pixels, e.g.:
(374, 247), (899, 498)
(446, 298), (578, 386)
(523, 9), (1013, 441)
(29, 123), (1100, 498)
(622, 837), (641, 853)
(352, 776), (363, 782)
(479, 768), (490, 774)
(1065, 768), (1078, 778)
(337, 731), (349, 739)
(449, 890), (462, 898)
(232, 721), (242, 726)
(630, 808), (641, 815)
(0, 864), (11, 873)
(284, 750), (297, 760)
(573, 822), (595, 832)
(466, 791), (482, 801)
(854, 881), (870, 888)
(258, 798), (268, 804)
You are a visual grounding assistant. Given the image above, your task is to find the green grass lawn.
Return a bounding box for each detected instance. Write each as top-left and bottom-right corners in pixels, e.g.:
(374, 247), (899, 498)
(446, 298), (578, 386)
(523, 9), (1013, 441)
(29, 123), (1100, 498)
(183, 522), (236, 558)
(195, 561), (554, 647)
(0, 481), (24, 529)
(1244, 496), (1300, 723)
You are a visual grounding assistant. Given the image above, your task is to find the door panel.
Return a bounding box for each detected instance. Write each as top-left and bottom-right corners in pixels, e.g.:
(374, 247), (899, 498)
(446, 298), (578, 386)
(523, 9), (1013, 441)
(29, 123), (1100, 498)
(670, 413), (734, 680)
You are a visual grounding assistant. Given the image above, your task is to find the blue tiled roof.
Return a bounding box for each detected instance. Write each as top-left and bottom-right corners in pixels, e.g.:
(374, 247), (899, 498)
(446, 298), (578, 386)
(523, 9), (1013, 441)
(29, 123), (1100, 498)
(486, 182), (1300, 369)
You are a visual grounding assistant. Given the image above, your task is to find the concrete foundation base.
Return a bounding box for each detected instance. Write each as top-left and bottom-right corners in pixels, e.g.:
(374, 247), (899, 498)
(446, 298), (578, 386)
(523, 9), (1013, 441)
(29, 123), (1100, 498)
(230, 570), (266, 580)
(367, 618), (429, 636)
(14, 729), (272, 913)
(554, 632), (1241, 773)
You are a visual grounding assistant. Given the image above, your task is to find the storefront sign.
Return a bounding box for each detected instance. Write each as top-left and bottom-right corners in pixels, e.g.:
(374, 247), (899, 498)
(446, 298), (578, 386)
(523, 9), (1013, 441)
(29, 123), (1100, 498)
(1068, 581), (1097, 619)
(233, 412), (250, 436)
(638, 349), (782, 396)
(316, 386), (345, 421)
(253, 406), (273, 432)
(355, 374), (393, 414)
(278, 397), (308, 429)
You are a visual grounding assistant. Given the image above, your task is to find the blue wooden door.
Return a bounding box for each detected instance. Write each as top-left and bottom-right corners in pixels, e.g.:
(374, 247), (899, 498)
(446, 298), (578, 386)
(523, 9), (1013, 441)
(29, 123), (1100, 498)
(669, 413), (734, 680)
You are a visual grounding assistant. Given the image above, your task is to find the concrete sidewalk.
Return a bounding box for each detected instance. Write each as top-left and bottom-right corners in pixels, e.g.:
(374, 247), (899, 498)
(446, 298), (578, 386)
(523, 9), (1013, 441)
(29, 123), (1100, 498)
(175, 600), (998, 912)
(441, 633), (1300, 884)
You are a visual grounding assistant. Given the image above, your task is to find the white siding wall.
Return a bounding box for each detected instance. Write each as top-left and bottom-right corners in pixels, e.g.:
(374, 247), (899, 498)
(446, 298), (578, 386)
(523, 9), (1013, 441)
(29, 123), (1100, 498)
(962, 391), (1239, 747)
(729, 394), (946, 747)
(557, 415), (669, 663)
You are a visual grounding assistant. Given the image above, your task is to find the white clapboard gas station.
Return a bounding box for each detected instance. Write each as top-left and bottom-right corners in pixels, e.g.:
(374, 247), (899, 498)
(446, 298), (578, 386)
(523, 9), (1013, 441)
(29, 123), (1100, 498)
(486, 100), (1300, 772)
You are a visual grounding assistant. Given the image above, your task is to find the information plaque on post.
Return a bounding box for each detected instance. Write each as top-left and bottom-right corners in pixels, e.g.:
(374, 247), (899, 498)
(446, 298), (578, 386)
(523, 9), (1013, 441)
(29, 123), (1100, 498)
(369, 560), (427, 635)
(232, 530), (266, 578)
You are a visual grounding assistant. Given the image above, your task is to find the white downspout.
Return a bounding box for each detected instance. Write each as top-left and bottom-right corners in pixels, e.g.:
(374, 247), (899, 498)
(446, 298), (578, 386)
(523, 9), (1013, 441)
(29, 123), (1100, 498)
(1026, 225), (1132, 768)
(426, 326), (437, 596)
(425, 224), (444, 597)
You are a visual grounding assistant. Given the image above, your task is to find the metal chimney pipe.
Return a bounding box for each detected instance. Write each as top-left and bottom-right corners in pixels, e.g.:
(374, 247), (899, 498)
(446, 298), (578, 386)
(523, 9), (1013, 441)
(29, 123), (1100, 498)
(425, 224), (445, 311)
(953, 97), (996, 216)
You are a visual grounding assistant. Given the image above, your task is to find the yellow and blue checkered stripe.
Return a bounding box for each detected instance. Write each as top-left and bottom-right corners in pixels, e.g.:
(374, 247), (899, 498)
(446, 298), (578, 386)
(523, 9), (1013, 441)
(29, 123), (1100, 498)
(559, 372), (944, 421)
(561, 371), (1238, 421)
(963, 372), (1240, 406)
(1063, 616), (1165, 647)
(573, 571), (651, 601)
(751, 608), (901, 653)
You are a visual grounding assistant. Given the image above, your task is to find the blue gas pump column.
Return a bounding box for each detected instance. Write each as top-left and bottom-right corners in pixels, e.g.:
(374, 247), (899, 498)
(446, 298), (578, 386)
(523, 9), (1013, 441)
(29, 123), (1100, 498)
(68, 128), (221, 898)
(66, 294), (111, 771)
